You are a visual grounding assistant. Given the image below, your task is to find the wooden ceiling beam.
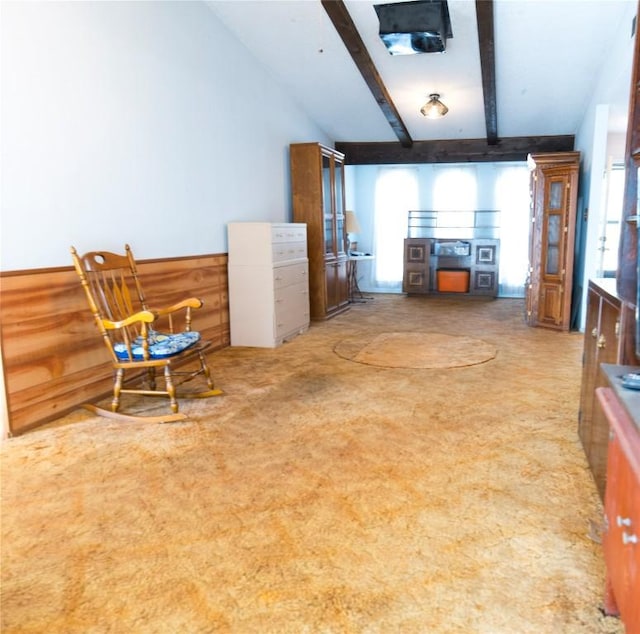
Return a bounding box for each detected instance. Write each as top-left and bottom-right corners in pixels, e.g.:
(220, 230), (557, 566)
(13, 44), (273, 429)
(335, 135), (575, 164)
(321, 0), (413, 148)
(476, 0), (498, 144)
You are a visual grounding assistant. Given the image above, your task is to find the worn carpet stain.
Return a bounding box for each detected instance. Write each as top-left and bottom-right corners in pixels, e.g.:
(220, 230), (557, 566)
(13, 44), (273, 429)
(0, 295), (624, 634)
(334, 331), (497, 368)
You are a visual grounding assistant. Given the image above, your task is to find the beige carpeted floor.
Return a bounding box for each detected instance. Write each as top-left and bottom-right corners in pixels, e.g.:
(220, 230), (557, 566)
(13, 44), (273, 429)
(334, 331), (497, 368)
(1, 294), (623, 633)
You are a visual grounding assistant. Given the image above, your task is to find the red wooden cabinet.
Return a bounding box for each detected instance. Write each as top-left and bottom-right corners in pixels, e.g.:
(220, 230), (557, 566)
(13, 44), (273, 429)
(596, 384), (640, 632)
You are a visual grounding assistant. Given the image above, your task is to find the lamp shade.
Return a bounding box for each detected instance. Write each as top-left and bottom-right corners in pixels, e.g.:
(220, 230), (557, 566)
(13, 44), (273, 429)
(345, 210), (361, 234)
(420, 93), (448, 119)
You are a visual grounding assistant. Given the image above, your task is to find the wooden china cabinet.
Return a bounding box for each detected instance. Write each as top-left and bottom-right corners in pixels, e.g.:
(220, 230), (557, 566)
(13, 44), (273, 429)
(525, 152), (580, 331)
(290, 143), (349, 320)
(578, 279), (636, 499)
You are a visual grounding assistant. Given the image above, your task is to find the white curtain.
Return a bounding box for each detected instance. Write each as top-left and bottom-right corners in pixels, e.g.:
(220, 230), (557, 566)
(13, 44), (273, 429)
(433, 165), (477, 212)
(368, 163), (530, 297)
(495, 165), (530, 297)
(372, 167), (418, 291)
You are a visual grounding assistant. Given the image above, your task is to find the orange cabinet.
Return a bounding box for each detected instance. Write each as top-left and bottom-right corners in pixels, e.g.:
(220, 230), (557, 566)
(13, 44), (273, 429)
(596, 373), (640, 633)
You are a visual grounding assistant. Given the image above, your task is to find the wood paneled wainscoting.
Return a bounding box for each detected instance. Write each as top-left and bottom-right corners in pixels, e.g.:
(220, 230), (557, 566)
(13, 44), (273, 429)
(0, 253), (230, 436)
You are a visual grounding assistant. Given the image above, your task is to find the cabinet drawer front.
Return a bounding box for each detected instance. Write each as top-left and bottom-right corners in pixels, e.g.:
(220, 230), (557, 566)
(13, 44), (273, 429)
(275, 282), (310, 335)
(274, 261), (308, 289)
(272, 241), (308, 264)
(272, 225), (307, 244)
(274, 282), (310, 313)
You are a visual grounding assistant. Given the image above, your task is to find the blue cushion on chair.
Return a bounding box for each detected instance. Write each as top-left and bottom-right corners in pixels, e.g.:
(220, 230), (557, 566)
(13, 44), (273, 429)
(113, 331), (201, 360)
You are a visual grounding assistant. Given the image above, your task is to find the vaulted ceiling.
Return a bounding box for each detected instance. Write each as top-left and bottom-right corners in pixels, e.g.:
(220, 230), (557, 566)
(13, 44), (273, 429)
(207, 0), (635, 163)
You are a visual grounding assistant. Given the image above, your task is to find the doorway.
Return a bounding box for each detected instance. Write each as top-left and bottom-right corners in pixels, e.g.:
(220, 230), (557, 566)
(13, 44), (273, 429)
(595, 161), (624, 278)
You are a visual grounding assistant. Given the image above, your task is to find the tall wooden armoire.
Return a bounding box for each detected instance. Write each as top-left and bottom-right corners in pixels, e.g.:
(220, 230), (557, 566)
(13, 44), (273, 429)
(290, 143), (349, 320)
(525, 151), (580, 331)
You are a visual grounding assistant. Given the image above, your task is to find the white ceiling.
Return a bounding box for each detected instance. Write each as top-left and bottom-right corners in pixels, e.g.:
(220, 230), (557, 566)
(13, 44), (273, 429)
(207, 0), (635, 144)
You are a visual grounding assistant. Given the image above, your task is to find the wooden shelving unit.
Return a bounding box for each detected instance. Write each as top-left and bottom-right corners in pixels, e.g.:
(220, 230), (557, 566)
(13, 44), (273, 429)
(402, 210), (500, 297)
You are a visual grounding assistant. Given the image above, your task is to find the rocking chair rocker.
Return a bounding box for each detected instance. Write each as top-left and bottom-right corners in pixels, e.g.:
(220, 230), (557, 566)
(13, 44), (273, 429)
(71, 244), (222, 423)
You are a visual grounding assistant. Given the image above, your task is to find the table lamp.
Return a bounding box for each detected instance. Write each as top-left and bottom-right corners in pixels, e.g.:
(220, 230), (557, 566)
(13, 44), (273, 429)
(345, 210), (361, 253)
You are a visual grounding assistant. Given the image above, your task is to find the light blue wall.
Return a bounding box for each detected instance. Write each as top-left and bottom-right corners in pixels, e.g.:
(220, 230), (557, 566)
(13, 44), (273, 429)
(2, 0), (635, 293)
(0, 1), (330, 270)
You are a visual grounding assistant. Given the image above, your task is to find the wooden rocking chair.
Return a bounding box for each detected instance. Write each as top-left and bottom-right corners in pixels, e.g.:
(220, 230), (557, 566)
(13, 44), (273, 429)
(71, 244), (222, 423)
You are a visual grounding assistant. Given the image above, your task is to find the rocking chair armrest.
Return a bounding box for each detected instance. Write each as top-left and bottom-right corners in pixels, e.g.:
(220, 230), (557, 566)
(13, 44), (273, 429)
(102, 310), (158, 331)
(154, 297), (204, 316)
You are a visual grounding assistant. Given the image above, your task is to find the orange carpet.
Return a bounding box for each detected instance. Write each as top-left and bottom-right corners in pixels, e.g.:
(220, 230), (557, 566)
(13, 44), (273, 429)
(0, 295), (623, 633)
(334, 331), (497, 368)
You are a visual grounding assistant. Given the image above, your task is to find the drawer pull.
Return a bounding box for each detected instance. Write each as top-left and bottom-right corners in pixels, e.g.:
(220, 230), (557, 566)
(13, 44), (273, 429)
(597, 334), (606, 349)
(591, 327), (598, 338)
(622, 532), (638, 545)
(617, 516), (632, 527)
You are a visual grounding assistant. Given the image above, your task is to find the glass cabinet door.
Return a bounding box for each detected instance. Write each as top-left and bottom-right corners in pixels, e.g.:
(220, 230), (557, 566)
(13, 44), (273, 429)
(543, 179), (565, 277)
(334, 158), (345, 255)
(322, 153), (333, 256)
(545, 214), (561, 275)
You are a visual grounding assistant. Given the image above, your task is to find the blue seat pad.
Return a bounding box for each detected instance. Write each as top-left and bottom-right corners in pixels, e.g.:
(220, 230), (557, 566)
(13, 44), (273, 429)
(113, 330), (201, 360)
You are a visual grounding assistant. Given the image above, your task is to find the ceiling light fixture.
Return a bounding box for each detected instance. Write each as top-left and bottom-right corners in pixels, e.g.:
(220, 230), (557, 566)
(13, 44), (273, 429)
(420, 93), (449, 119)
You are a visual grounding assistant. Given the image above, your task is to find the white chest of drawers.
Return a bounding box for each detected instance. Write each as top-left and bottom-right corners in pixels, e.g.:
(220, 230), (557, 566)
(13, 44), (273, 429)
(228, 222), (310, 347)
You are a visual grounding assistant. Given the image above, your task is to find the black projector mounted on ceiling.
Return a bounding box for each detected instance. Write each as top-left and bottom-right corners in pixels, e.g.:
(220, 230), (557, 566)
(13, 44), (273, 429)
(374, 0), (453, 55)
